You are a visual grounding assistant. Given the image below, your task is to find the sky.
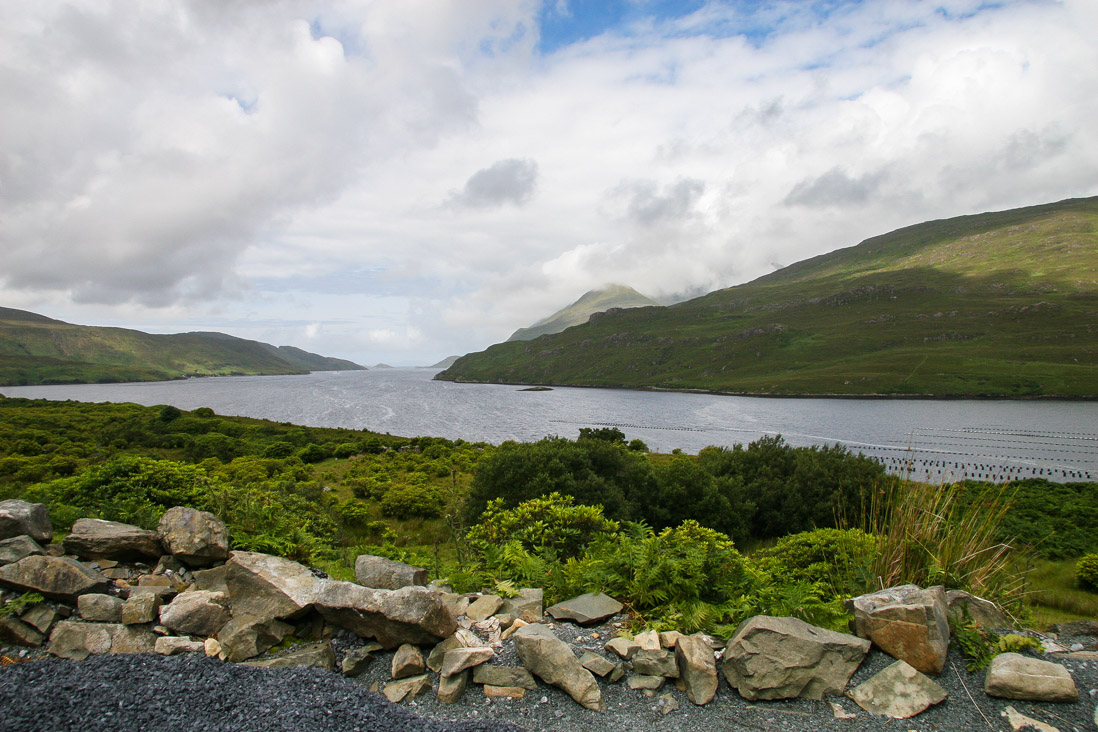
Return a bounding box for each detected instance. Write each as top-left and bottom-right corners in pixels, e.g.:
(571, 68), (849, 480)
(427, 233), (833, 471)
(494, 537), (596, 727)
(2, 0), (1097, 367)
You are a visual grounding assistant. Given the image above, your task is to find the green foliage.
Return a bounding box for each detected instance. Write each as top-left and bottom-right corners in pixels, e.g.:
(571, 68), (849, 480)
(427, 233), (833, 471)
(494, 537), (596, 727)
(949, 610), (998, 672)
(1075, 554), (1098, 591)
(627, 439), (649, 452)
(0, 591), (44, 618)
(464, 436), (655, 524)
(752, 528), (878, 599)
(467, 493), (619, 561)
(997, 634), (1043, 654)
(577, 427), (626, 443)
(380, 482), (445, 519)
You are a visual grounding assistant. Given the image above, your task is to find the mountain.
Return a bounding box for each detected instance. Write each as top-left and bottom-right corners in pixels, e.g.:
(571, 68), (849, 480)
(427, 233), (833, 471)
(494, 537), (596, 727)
(0, 308), (365, 386)
(426, 355), (461, 369)
(438, 196), (1098, 397)
(506, 284), (658, 341)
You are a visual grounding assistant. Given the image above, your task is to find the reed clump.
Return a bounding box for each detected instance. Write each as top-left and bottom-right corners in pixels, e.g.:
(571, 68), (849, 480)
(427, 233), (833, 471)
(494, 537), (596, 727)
(840, 479), (1025, 615)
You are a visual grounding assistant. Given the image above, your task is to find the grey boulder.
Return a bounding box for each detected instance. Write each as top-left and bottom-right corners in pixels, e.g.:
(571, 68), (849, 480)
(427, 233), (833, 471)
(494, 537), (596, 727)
(0, 500), (52, 543)
(159, 590), (231, 637)
(984, 652), (1078, 702)
(157, 507), (229, 567)
(722, 615), (870, 700)
(354, 554), (428, 590)
(0, 535), (46, 566)
(224, 551), (321, 621)
(313, 581), (456, 649)
(216, 613), (294, 663)
(848, 584), (950, 675)
(243, 642), (336, 671)
(675, 634), (718, 705)
(63, 518), (163, 562)
(499, 588), (544, 623)
(48, 621), (156, 660)
(545, 592), (623, 625)
(0, 555), (110, 601)
(513, 623), (603, 711)
(76, 593), (124, 623)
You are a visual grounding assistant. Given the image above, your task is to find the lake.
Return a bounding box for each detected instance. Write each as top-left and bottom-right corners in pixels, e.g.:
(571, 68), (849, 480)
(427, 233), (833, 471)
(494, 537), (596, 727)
(2, 368), (1096, 483)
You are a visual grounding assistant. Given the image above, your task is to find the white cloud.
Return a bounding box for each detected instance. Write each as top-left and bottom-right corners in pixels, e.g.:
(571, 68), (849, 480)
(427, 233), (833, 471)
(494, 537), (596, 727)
(1, 0), (1096, 366)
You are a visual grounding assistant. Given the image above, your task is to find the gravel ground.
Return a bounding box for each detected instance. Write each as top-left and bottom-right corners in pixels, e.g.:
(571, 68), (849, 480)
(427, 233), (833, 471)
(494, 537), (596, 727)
(3, 621), (1098, 732)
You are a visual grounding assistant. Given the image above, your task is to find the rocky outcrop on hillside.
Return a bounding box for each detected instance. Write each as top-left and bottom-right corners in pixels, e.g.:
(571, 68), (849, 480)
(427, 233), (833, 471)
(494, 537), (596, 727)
(2, 501), (1096, 732)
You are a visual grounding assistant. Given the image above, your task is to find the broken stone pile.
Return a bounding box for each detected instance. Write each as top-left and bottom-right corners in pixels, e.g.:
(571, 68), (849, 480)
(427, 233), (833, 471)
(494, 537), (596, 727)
(0, 499), (1088, 724)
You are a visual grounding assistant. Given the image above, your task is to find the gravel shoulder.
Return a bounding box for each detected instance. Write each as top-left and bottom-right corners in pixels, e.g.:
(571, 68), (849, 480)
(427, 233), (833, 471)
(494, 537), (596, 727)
(3, 621), (1097, 732)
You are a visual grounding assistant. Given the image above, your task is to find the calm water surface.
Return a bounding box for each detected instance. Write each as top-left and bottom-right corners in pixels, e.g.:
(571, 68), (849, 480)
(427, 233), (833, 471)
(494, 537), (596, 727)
(3, 369), (1096, 482)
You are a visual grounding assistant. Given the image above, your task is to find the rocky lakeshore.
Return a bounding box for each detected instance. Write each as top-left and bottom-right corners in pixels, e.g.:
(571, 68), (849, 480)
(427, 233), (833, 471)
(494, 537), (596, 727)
(2, 498), (1098, 731)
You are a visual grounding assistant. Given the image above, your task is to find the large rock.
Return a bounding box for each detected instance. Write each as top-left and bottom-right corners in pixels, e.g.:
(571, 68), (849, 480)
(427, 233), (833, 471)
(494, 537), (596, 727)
(437, 669), (469, 704)
(675, 634), (718, 705)
(391, 643), (426, 679)
(48, 621), (156, 660)
(159, 590), (231, 637)
(441, 646), (494, 677)
(848, 585), (949, 675)
(722, 615), (870, 700)
(545, 592), (623, 625)
(847, 659), (948, 718)
(499, 588), (543, 623)
(223, 551), (321, 621)
(465, 594), (502, 622)
(77, 593), (123, 623)
(157, 507), (229, 567)
(217, 613), (294, 663)
(0, 555), (109, 601)
(243, 642), (336, 671)
(354, 554), (428, 590)
(946, 590), (1011, 629)
(0, 535), (46, 565)
(63, 518), (162, 562)
(632, 648), (679, 678)
(513, 623), (603, 711)
(121, 593), (161, 625)
(0, 616), (46, 647)
(313, 581), (456, 649)
(984, 653), (1078, 702)
(0, 500), (52, 543)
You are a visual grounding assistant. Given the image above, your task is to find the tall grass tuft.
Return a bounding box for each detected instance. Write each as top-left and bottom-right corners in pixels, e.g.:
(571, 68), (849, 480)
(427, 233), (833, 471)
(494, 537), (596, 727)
(840, 479), (1025, 615)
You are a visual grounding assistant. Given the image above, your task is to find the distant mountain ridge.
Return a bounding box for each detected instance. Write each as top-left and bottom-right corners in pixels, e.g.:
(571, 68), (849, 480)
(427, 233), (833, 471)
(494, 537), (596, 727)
(507, 284), (658, 341)
(0, 307), (365, 386)
(439, 196), (1098, 397)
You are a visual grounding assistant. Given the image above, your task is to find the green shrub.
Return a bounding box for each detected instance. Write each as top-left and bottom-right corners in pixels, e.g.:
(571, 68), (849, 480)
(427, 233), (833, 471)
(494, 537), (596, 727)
(1075, 554), (1098, 591)
(333, 443), (360, 459)
(0, 591), (44, 618)
(752, 528), (878, 600)
(467, 492), (619, 561)
(997, 634), (1043, 654)
(380, 483), (445, 519)
(263, 441), (296, 459)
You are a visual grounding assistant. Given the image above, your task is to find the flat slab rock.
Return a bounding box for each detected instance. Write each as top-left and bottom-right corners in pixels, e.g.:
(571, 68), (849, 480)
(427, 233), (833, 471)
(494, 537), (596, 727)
(545, 592), (623, 625)
(847, 659), (947, 719)
(984, 653), (1078, 702)
(63, 518), (163, 563)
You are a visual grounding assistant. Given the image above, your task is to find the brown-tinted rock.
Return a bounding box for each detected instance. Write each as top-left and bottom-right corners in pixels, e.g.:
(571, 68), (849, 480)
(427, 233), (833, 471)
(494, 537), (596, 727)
(159, 590), (231, 637)
(224, 552), (320, 621)
(675, 634), (718, 705)
(513, 623), (603, 711)
(217, 613), (293, 663)
(465, 594), (502, 622)
(498, 588), (543, 623)
(847, 660), (947, 718)
(20, 603), (60, 634)
(848, 585), (949, 675)
(580, 651), (617, 677)
(157, 506), (229, 567)
(391, 643), (426, 679)
(426, 629), (480, 672)
(192, 564), (229, 594)
(0, 615), (46, 647)
(437, 669), (469, 704)
(63, 519), (162, 562)
(605, 637), (640, 660)
(473, 665), (537, 689)
(484, 685), (526, 699)
(354, 554), (428, 590)
(154, 636), (206, 655)
(243, 642), (336, 671)
(341, 644), (382, 676)
(0, 535), (46, 566)
(0, 555), (110, 601)
(441, 646), (494, 677)
(722, 615), (870, 700)
(946, 589), (1011, 629)
(984, 653), (1078, 702)
(633, 648), (679, 678)
(0, 500), (52, 543)
(47, 621), (156, 660)
(313, 581), (456, 648)
(121, 592), (161, 625)
(77, 593), (123, 623)
(383, 674), (431, 703)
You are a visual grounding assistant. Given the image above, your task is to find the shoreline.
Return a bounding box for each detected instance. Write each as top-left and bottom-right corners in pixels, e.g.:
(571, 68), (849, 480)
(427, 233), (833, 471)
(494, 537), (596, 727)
(434, 376), (1098, 402)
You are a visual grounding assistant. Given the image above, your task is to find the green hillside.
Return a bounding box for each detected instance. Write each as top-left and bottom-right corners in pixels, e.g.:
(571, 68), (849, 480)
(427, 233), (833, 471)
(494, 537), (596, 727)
(507, 284), (658, 341)
(0, 308), (365, 386)
(438, 197), (1098, 397)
